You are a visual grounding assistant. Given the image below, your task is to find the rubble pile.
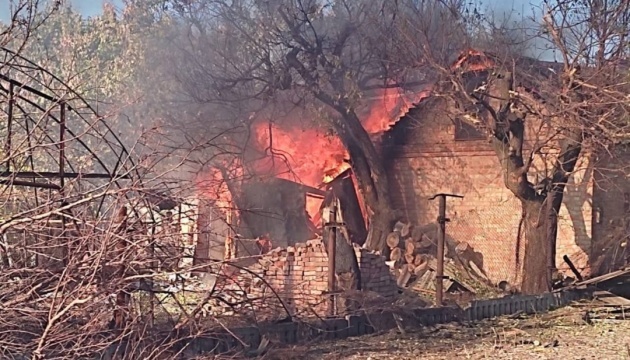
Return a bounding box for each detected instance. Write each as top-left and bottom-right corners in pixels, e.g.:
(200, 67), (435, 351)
(588, 218), (630, 276)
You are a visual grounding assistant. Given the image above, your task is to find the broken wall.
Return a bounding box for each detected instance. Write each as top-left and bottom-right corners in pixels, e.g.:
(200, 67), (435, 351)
(213, 239), (397, 318)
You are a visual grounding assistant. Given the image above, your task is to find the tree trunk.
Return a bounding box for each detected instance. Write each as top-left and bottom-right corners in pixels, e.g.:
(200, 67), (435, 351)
(284, 45), (396, 253)
(517, 199), (550, 294)
(331, 111), (396, 253)
(511, 177), (574, 295)
(480, 69), (583, 293)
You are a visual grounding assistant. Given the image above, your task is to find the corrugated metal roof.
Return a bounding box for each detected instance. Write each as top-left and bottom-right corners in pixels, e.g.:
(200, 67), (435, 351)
(571, 267), (630, 287)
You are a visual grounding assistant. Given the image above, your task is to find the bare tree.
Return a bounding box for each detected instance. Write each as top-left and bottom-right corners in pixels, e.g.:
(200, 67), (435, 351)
(0, 45), (294, 359)
(0, 4), (298, 358)
(0, 0), (59, 50)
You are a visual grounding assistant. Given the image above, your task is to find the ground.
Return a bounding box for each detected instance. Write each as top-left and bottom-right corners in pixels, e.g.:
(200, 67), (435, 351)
(266, 303), (630, 360)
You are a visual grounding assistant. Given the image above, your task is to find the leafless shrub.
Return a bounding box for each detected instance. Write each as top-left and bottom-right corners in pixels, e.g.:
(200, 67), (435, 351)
(0, 4), (301, 359)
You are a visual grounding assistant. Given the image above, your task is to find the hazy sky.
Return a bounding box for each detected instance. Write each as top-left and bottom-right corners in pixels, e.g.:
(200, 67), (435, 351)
(2, 0), (553, 59)
(65, 0), (124, 16)
(1, 0), (542, 19)
(60, 0), (544, 17)
(0, 0), (121, 19)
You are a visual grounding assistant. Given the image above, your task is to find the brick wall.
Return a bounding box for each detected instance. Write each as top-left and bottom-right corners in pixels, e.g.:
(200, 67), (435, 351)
(384, 98), (593, 284)
(590, 148), (630, 274)
(556, 155), (593, 276)
(215, 239), (397, 317)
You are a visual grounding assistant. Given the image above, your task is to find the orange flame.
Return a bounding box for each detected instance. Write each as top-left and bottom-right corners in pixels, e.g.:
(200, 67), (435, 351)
(252, 122), (348, 218)
(451, 49), (497, 72)
(195, 50), (491, 232)
(252, 122), (350, 187)
(198, 86), (432, 222)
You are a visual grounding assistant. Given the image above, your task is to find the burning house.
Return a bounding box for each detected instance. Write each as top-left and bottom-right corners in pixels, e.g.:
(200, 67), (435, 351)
(189, 84), (428, 263)
(175, 50), (630, 310)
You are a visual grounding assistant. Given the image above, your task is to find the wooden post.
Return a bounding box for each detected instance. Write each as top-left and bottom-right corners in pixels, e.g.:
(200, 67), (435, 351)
(562, 255), (583, 281)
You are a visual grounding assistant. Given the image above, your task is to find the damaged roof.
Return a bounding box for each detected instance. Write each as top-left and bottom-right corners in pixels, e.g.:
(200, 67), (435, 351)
(382, 49), (565, 132)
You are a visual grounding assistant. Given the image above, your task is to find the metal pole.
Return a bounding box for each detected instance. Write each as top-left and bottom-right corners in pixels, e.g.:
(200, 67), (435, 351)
(0, 171), (131, 179)
(5, 82), (14, 171)
(59, 102), (67, 266)
(113, 207), (130, 329)
(59, 102), (66, 195)
(429, 193), (463, 307)
(327, 203), (337, 316)
(436, 196), (446, 307)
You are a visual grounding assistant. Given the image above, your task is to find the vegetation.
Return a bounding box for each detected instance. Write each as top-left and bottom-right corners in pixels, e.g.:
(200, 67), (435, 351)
(0, 0), (628, 358)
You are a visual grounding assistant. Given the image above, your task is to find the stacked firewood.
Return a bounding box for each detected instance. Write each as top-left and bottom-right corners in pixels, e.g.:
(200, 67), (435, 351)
(385, 222), (435, 287)
(385, 222), (492, 291)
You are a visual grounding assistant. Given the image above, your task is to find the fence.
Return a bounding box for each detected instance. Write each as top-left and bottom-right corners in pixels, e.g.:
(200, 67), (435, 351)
(164, 288), (592, 357)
